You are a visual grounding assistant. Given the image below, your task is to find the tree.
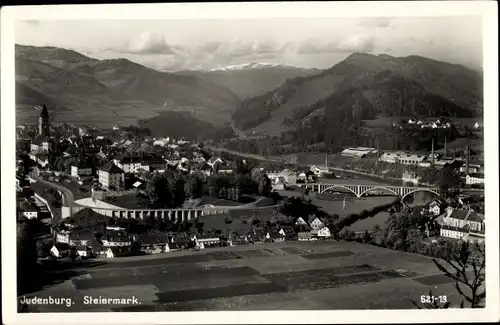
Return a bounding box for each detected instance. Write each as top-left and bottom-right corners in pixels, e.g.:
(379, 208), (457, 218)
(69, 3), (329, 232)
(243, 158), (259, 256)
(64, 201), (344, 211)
(432, 241), (485, 308)
(143, 173), (173, 208)
(439, 163), (464, 197)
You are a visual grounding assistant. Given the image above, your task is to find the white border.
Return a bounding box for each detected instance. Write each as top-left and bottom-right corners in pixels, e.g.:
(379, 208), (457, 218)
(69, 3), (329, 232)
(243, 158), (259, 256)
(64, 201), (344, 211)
(1, 2), (498, 324)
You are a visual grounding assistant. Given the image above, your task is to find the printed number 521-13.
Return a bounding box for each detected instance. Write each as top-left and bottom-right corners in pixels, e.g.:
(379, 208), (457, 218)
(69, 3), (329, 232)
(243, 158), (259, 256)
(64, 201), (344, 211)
(421, 295), (447, 304)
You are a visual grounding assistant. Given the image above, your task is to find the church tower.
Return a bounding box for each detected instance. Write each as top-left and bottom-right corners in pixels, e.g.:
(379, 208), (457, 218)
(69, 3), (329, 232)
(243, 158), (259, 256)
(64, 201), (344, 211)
(38, 104), (50, 136)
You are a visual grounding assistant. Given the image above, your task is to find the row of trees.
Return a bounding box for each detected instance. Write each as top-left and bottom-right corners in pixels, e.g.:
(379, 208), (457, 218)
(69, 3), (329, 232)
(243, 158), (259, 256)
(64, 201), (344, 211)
(138, 161), (272, 209)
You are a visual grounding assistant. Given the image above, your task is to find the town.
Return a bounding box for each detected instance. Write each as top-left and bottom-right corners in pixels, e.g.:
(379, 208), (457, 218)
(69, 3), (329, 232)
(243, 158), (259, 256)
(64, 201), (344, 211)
(16, 105), (484, 263)
(10, 10), (491, 314)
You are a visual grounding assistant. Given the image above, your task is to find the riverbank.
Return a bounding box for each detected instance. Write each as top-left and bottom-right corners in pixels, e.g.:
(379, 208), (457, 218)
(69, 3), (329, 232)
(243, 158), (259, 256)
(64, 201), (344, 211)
(206, 145), (438, 187)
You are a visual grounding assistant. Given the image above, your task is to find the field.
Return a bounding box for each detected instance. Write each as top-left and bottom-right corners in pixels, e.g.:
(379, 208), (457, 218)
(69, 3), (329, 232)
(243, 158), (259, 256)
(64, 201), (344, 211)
(22, 241), (469, 312)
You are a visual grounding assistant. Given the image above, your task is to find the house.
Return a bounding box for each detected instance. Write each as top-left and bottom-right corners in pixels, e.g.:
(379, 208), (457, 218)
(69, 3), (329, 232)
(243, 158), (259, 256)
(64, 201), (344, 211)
(113, 156), (142, 173)
(308, 216), (325, 230)
(218, 165), (234, 174)
(298, 232), (316, 241)
(101, 232), (132, 247)
(71, 162), (93, 178)
(313, 226), (331, 239)
(278, 226), (297, 240)
(266, 230), (285, 243)
(68, 229), (95, 246)
(55, 230), (71, 243)
(169, 232), (192, 249)
(295, 217), (308, 226)
(440, 225), (470, 240)
(440, 209), (485, 241)
(248, 228), (265, 243)
(50, 243), (71, 258)
(98, 161), (125, 191)
(310, 165), (330, 177)
(30, 135), (54, 154)
(193, 234), (221, 248)
(466, 173), (484, 185)
(229, 233), (250, 246)
(429, 200), (446, 216)
(198, 162), (213, 176)
(19, 199), (39, 220)
(75, 245), (92, 258)
(136, 233), (169, 254)
(473, 122), (481, 129)
(402, 171), (421, 185)
(271, 177), (286, 190)
(106, 246), (131, 259)
(266, 169), (298, 185)
(460, 164), (481, 174)
(207, 157), (223, 168)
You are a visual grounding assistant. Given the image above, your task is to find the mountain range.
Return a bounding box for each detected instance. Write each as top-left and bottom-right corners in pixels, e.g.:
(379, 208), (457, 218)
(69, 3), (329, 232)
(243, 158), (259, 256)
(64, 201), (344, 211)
(15, 44), (482, 141)
(15, 44), (241, 128)
(232, 53), (482, 135)
(176, 63), (320, 99)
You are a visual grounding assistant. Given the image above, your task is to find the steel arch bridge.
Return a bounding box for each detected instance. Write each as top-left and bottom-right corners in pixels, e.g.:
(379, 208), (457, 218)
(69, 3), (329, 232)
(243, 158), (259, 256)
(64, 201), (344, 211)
(300, 183), (441, 200)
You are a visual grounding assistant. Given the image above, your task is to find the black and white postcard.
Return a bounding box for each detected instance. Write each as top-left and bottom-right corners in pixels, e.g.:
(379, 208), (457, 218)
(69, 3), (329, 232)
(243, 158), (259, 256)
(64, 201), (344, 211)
(1, 1), (498, 324)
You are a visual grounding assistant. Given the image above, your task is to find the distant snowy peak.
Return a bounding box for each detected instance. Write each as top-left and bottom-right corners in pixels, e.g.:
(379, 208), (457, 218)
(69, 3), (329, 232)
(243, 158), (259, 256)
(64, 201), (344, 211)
(208, 62), (302, 72)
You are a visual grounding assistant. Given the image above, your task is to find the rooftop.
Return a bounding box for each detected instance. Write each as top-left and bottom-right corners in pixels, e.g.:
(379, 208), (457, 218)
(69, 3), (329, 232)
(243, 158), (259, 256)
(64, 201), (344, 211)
(99, 161), (124, 174)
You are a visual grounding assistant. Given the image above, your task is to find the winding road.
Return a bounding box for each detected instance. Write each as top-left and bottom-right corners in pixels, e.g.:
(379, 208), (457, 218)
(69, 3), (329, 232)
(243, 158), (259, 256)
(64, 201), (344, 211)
(34, 176), (76, 206)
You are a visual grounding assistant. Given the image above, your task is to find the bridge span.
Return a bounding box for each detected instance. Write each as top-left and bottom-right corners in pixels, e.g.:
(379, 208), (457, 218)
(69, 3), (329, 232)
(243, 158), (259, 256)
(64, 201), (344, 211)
(298, 183), (441, 200)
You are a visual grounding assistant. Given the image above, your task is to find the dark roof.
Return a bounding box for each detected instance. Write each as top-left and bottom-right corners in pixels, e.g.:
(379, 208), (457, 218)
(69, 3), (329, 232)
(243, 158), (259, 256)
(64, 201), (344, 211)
(449, 210), (483, 222)
(171, 232), (190, 242)
(104, 233), (131, 243)
(280, 226), (296, 235)
(298, 232), (313, 238)
(149, 231), (169, 243)
(99, 161), (124, 174)
(69, 229), (95, 241)
(88, 238), (104, 251)
(269, 230), (285, 239)
(53, 242), (70, 251)
(467, 173), (484, 178)
(137, 234), (161, 246)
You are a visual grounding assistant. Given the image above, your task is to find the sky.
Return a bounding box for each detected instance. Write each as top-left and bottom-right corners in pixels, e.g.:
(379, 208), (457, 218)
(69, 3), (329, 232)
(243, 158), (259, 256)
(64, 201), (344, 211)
(15, 16), (483, 71)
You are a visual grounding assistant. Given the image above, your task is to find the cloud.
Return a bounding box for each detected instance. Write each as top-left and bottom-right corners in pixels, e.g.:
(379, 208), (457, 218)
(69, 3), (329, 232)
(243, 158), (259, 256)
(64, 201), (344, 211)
(358, 18), (391, 28)
(297, 35), (375, 54)
(109, 31), (180, 55)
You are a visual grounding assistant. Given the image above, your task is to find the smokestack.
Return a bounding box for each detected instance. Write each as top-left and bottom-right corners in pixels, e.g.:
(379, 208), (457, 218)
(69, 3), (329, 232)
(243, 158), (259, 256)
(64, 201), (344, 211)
(444, 136), (447, 158)
(453, 148), (456, 159)
(431, 138), (435, 165)
(325, 152), (328, 168)
(376, 136), (380, 160)
(466, 140), (470, 175)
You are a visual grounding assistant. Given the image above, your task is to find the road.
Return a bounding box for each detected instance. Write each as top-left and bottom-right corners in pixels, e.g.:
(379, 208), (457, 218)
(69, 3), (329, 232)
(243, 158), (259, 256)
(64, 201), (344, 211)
(34, 176), (76, 206)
